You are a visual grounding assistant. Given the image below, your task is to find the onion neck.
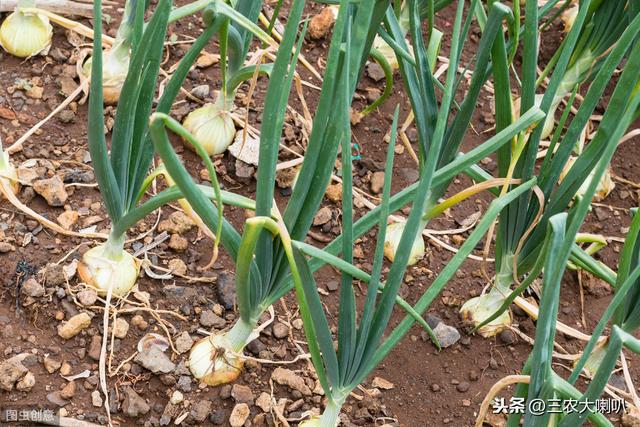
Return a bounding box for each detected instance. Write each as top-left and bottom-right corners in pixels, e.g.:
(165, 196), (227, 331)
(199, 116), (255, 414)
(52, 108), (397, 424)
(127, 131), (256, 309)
(102, 231), (126, 261)
(214, 90), (235, 112)
(318, 399), (342, 427)
(495, 252), (515, 294)
(225, 318), (255, 353)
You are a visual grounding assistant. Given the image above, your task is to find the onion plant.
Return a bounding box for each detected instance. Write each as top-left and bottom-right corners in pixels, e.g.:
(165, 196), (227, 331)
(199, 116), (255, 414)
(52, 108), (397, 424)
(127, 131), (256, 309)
(82, 0), (228, 298)
(461, 0), (640, 336)
(0, 0), (52, 58)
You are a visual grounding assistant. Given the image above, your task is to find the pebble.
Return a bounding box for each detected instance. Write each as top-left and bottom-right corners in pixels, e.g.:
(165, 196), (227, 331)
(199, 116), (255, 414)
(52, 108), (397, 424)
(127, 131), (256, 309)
(272, 322), (289, 339)
(91, 390), (103, 407)
(210, 409), (226, 425)
(16, 372), (35, 391)
(199, 310), (226, 328)
(366, 62), (386, 82)
(21, 278), (45, 298)
(168, 258), (187, 276)
(325, 184), (342, 202)
(122, 386), (150, 417)
(313, 207), (333, 226)
(174, 332), (194, 354)
(170, 390), (184, 405)
(60, 381), (76, 399)
(430, 383), (440, 392)
(113, 318), (129, 339)
(0, 354), (30, 391)
(77, 289), (98, 306)
(134, 346), (176, 374)
(45, 264), (66, 286)
(271, 367), (311, 396)
(191, 85), (210, 99)
(43, 357), (62, 373)
(131, 314), (148, 330)
(88, 335), (101, 361)
(32, 175), (68, 206)
(158, 211), (195, 235)
(47, 391), (69, 407)
(0, 242), (15, 253)
(57, 313), (92, 339)
(433, 322), (460, 348)
(326, 280), (339, 292)
(231, 384), (254, 404)
(370, 171), (385, 194)
(190, 400), (212, 423)
(168, 234), (188, 252)
(498, 329), (516, 345)
(255, 392), (272, 413)
(216, 272), (236, 310)
(229, 403), (250, 427)
(456, 382), (470, 393)
(57, 210), (78, 230)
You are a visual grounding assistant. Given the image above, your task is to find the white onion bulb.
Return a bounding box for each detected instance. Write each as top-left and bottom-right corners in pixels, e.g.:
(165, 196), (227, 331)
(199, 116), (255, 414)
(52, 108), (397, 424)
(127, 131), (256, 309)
(77, 245), (139, 297)
(0, 9), (52, 58)
(383, 222), (425, 266)
(82, 46), (131, 105)
(0, 151), (19, 196)
(459, 291), (511, 337)
(189, 333), (244, 386)
(182, 103), (236, 156)
(559, 156), (615, 202)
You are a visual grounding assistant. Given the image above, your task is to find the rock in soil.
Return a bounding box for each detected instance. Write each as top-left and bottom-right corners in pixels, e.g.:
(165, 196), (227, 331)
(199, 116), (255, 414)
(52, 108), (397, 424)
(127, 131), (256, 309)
(122, 386), (150, 417)
(190, 400), (212, 423)
(47, 391), (69, 407)
(60, 381), (76, 399)
(134, 346), (176, 374)
(0, 354), (31, 391)
(113, 318), (129, 339)
(313, 206), (333, 226)
(158, 211), (195, 235)
(231, 384), (254, 404)
(366, 62), (386, 82)
(57, 210), (78, 230)
(88, 335), (101, 361)
(91, 390), (103, 407)
(432, 322), (460, 348)
(77, 289), (98, 306)
(216, 272), (236, 310)
(45, 264), (67, 286)
(16, 371), (35, 391)
(498, 329), (516, 345)
(170, 390), (184, 405)
(229, 403), (250, 427)
(21, 278), (44, 298)
(255, 392), (272, 413)
(325, 183), (342, 203)
(43, 357), (62, 373)
(32, 175), (68, 207)
(372, 377), (394, 390)
(168, 258), (187, 276)
(308, 6), (336, 39)
(272, 322), (290, 339)
(271, 367), (312, 396)
(199, 310), (226, 328)
(174, 331), (194, 354)
(168, 234), (188, 252)
(370, 171), (386, 194)
(57, 312), (91, 339)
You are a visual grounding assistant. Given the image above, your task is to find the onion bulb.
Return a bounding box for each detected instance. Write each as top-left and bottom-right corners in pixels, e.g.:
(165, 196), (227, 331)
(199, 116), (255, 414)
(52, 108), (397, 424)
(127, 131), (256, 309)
(298, 418), (322, 427)
(188, 333), (244, 386)
(459, 289), (511, 337)
(371, 34), (412, 70)
(559, 156), (615, 202)
(579, 342), (607, 378)
(182, 102), (236, 156)
(561, 4), (578, 33)
(383, 222), (425, 266)
(0, 150), (19, 196)
(77, 244), (139, 297)
(0, 8), (52, 58)
(82, 45), (131, 105)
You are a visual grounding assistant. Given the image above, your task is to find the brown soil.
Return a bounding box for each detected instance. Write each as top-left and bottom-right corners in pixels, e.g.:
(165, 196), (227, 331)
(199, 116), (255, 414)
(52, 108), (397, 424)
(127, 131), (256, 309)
(0, 2), (639, 427)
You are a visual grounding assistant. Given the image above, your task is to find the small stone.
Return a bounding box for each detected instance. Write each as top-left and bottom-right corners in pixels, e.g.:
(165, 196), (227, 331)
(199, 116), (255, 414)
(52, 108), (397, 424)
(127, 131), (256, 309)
(498, 329), (516, 345)
(33, 175), (68, 207)
(88, 335), (101, 361)
(325, 184), (342, 203)
(43, 357), (62, 373)
(122, 386), (150, 417)
(175, 332), (194, 354)
(196, 51), (218, 69)
(16, 371), (35, 391)
(313, 207), (333, 226)
(190, 400), (212, 423)
(77, 289), (98, 306)
(199, 310), (226, 328)
(60, 381), (76, 399)
(113, 318), (129, 339)
(292, 319), (303, 330)
(21, 278), (45, 298)
(216, 272), (236, 310)
(433, 323), (460, 348)
(462, 399), (471, 407)
(431, 383), (440, 392)
(255, 392), (272, 413)
(235, 159), (255, 179)
(26, 86), (43, 99)
(59, 363), (72, 376)
(308, 6), (336, 39)
(168, 259), (187, 275)
(47, 391), (69, 407)
(58, 312), (91, 339)
(0, 242), (15, 253)
(57, 210), (79, 230)
(158, 211), (196, 235)
(170, 390), (184, 405)
(229, 403), (250, 427)
(231, 384), (254, 404)
(272, 322), (289, 339)
(326, 280), (339, 292)
(45, 264), (66, 286)
(91, 390), (103, 407)
(132, 315), (148, 330)
(372, 377), (394, 390)
(0, 355), (29, 391)
(168, 234), (188, 252)
(370, 171), (385, 194)
(456, 381), (470, 393)
(366, 62), (386, 82)
(210, 410), (226, 425)
(135, 347), (175, 374)
(192, 85), (210, 99)
(58, 110), (75, 123)
(271, 368), (311, 396)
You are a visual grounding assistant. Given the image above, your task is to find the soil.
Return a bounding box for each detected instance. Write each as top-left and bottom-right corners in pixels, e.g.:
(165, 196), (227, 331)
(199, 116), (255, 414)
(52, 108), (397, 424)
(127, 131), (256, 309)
(0, 1), (639, 427)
